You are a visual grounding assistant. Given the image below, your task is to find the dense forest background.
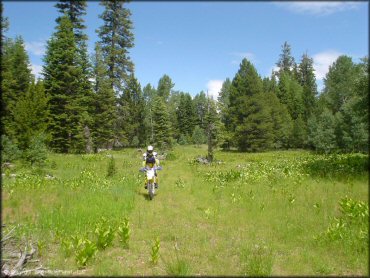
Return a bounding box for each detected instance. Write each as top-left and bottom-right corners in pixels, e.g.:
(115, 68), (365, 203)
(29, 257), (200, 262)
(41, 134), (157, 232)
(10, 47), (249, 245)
(1, 1), (368, 165)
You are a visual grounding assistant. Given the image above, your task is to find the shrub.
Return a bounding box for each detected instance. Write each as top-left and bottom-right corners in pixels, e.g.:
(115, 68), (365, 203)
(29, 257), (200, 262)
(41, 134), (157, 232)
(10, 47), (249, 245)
(22, 133), (48, 166)
(178, 134), (188, 145)
(1, 135), (21, 163)
(106, 156), (116, 177)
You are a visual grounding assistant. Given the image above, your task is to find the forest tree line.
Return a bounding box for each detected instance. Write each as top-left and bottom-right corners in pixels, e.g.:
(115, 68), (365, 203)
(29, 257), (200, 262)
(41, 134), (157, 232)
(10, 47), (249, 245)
(1, 1), (368, 164)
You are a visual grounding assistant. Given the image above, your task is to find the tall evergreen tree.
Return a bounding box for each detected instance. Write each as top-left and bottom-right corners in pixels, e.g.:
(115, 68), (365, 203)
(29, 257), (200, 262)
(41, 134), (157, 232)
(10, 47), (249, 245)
(276, 41), (296, 78)
(205, 96), (221, 162)
(1, 2), (9, 42)
(12, 80), (49, 150)
(217, 79), (233, 150)
(167, 90), (181, 140)
(2, 36), (33, 138)
(228, 59), (273, 151)
(97, 0), (134, 93)
(55, 0), (87, 43)
(298, 53), (318, 123)
(152, 96), (172, 149)
(142, 83), (157, 144)
(193, 91), (208, 130)
(92, 43), (116, 150)
(157, 74), (174, 102)
(264, 91), (293, 149)
(43, 15), (92, 153)
(217, 78), (231, 126)
(176, 92), (196, 140)
(55, 0), (92, 86)
(117, 74), (145, 146)
(277, 72), (304, 120)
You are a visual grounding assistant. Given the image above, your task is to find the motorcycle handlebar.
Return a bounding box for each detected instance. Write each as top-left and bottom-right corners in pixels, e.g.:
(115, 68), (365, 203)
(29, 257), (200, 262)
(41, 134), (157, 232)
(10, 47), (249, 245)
(139, 166), (163, 172)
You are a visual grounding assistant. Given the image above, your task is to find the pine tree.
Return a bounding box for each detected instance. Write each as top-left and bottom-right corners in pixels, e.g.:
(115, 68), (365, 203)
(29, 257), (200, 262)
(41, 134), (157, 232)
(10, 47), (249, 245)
(157, 74), (174, 102)
(276, 41), (296, 78)
(12, 80), (49, 150)
(192, 125), (206, 146)
(277, 72), (304, 120)
(92, 43), (117, 150)
(193, 91), (208, 130)
(43, 15), (92, 153)
(1, 2), (9, 42)
(55, 0), (91, 79)
(167, 90), (181, 140)
(6, 36), (33, 99)
(298, 53), (318, 123)
(307, 109), (337, 153)
(2, 36), (33, 138)
(205, 96), (221, 162)
(217, 79), (233, 150)
(217, 78), (232, 128)
(152, 96), (172, 149)
(142, 83), (157, 144)
(264, 91), (293, 149)
(55, 0), (87, 43)
(176, 92), (196, 140)
(97, 0), (134, 93)
(228, 59), (273, 151)
(291, 114), (307, 148)
(117, 74), (145, 146)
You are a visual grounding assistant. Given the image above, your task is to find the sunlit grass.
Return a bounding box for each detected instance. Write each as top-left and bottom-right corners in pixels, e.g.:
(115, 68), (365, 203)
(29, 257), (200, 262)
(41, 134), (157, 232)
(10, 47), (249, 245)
(2, 145), (368, 275)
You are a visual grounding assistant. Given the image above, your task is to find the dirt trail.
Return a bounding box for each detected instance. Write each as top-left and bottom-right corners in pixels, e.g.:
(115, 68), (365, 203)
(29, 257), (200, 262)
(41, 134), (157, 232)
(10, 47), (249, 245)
(121, 160), (197, 275)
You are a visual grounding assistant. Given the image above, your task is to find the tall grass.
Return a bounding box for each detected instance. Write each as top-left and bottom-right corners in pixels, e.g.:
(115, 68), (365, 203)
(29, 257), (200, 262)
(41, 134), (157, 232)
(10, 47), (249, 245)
(2, 146), (368, 275)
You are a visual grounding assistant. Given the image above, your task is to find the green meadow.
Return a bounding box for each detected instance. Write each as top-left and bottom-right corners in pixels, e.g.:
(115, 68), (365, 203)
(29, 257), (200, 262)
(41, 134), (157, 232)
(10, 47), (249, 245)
(2, 146), (368, 276)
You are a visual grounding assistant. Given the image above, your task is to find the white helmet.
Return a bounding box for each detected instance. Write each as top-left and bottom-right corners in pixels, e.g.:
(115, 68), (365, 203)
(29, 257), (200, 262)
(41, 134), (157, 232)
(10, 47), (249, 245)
(147, 145), (154, 154)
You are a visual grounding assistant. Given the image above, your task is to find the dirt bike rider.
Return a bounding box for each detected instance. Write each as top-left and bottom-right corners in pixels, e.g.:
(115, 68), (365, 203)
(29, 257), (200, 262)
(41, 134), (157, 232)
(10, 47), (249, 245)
(142, 145), (160, 189)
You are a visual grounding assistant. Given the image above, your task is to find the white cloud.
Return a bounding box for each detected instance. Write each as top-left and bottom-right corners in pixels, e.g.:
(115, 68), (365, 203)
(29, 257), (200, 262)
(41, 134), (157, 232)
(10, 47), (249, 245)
(312, 50), (342, 80)
(30, 64), (43, 79)
(206, 80), (223, 100)
(25, 41), (46, 56)
(277, 2), (361, 16)
(230, 52), (257, 65)
(264, 65), (279, 78)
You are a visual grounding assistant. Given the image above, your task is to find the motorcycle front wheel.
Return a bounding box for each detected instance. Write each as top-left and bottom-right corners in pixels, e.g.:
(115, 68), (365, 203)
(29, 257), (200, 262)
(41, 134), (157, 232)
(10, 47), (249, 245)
(148, 183), (154, 200)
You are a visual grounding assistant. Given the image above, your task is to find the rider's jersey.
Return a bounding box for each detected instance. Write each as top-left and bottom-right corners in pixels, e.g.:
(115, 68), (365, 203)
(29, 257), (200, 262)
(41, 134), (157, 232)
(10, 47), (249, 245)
(142, 153), (159, 168)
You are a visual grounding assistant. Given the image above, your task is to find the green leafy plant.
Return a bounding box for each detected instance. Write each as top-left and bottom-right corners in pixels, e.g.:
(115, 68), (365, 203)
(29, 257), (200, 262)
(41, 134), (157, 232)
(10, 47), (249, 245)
(75, 238), (98, 268)
(175, 178), (185, 188)
(317, 197), (369, 253)
(117, 217), (131, 248)
(151, 237), (160, 265)
(95, 217), (115, 250)
(240, 243), (274, 276)
(37, 240), (45, 257)
(61, 238), (74, 257)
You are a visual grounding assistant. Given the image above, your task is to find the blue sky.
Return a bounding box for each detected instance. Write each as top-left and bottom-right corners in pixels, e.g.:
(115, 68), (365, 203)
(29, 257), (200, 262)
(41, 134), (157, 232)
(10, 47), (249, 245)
(3, 1), (368, 98)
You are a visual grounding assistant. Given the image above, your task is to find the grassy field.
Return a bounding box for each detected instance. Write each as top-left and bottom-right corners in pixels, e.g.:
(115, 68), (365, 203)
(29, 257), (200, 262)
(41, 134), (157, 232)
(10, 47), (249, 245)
(2, 145), (368, 276)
